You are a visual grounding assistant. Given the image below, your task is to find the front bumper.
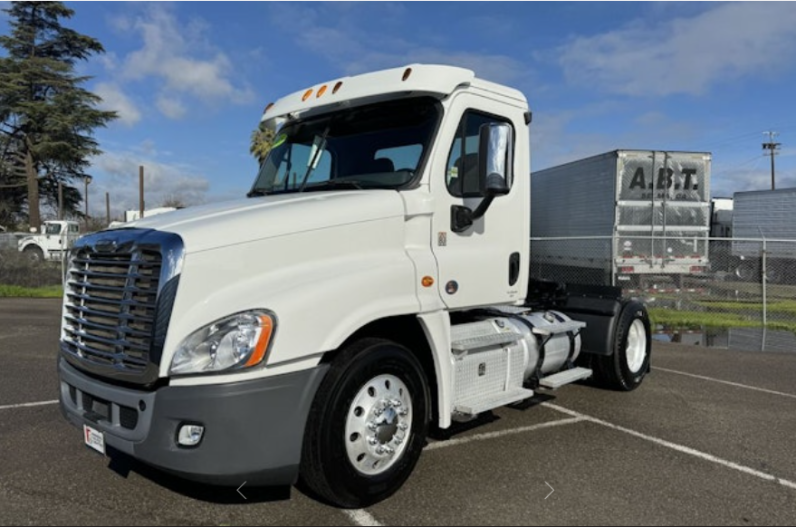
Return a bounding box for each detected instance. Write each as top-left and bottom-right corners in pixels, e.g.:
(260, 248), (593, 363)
(58, 358), (328, 486)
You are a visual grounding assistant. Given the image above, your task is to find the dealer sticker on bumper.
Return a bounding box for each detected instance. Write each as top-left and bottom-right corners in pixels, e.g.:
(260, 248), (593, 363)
(83, 424), (106, 455)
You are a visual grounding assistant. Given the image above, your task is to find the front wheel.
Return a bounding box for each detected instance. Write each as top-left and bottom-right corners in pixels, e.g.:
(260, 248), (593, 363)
(23, 245), (44, 263)
(594, 300), (651, 391)
(299, 338), (430, 508)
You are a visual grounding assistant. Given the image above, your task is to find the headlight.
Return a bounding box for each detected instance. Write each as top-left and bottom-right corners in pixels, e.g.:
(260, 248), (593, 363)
(170, 310), (275, 375)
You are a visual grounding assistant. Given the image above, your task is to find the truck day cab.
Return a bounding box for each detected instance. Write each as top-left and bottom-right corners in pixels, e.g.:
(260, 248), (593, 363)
(58, 65), (651, 507)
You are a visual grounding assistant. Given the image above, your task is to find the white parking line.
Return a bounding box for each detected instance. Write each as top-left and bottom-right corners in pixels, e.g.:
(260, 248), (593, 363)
(425, 417), (584, 451)
(542, 402), (796, 491)
(344, 417), (584, 526)
(654, 367), (796, 400)
(344, 509), (383, 527)
(0, 399), (58, 411)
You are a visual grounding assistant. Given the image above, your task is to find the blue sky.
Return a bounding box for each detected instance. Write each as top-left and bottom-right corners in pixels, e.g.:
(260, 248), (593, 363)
(2, 1), (796, 217)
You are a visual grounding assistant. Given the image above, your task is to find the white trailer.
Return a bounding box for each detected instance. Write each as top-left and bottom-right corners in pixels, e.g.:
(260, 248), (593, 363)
(57, 65), (651, 507)
(531, 150), (712, 286)
(732, 188), (796, 283)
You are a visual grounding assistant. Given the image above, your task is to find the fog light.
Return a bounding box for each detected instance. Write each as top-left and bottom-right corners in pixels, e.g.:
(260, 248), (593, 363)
(178, 424), (204, 447)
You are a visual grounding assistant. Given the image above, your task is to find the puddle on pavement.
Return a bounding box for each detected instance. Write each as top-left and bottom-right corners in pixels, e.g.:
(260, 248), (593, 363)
(653, 326), (796, 353)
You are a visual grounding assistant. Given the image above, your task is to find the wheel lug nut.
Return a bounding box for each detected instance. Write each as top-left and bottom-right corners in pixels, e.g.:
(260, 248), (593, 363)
(368, 436), (378, 446)
(399, 423), (409, 431)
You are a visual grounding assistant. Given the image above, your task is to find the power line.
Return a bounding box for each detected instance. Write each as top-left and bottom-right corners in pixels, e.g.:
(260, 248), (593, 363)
(762, 131), (781, 190)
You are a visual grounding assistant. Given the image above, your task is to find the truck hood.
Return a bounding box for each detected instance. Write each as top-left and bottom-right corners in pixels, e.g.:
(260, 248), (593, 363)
(116, 191), (406, 253)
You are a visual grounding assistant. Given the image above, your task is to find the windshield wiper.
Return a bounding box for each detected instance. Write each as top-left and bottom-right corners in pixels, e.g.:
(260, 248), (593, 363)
(298, 125), (331, 193)
(305, 180), (364, 191)
(247, 188), (269, 198)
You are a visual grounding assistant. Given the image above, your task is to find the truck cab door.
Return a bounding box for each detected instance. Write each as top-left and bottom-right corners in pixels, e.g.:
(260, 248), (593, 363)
(429, 96), (529, 309)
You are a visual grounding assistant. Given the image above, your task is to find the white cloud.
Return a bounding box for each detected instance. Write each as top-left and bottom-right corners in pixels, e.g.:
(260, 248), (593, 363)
(267, 3), (528, 86)
(94, 82), (142, 126)
(156, 95), (187, 120)
(557, 3), (796, 96)
(119, 6), (254, 117)
(90, 149), (211, 218)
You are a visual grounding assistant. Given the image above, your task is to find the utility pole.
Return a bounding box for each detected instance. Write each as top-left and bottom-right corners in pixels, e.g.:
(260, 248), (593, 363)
(762, 131), (780, 190)
(105, 192), (111, 225)
(84, 175), (93, 229)
(58, 182), (63, 220)
(139, 165), (145, 218)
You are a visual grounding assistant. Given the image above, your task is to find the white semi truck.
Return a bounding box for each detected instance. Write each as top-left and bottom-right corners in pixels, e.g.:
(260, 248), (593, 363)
(58, 65), (651, 507)
(18, 220), (81, 262)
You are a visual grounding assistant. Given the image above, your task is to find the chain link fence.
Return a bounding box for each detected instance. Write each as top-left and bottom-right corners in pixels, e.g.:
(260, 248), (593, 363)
(531, 236), (796, 353)
(2, 231), (795, 352)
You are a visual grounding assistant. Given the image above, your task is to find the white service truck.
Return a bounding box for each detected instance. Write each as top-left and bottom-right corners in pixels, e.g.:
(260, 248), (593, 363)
(58, 65), (651, 507)
(18, 220), (80, 262)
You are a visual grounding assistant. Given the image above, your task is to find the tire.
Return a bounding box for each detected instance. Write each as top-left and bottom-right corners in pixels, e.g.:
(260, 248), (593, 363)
(735, 260), (759, 282)
(23, 245), (44, 263)
(765, 262), (785, 285)
(593, 300), (651, 391)
(299, 338), (430, 508)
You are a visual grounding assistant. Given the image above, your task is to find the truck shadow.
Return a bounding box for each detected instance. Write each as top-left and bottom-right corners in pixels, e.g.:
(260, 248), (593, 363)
(427, 392), (558, 442)
(105, 449), (291, 504)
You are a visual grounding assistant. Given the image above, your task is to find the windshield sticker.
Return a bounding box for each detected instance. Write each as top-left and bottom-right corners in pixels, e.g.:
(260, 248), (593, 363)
(272, 133), (287, 149)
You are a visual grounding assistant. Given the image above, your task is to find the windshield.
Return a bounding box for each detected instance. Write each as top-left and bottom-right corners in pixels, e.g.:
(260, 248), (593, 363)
(249, 97), (440, 195)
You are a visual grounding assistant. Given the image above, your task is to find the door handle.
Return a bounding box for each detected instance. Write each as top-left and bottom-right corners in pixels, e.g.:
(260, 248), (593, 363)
(509, 252), (520, 286)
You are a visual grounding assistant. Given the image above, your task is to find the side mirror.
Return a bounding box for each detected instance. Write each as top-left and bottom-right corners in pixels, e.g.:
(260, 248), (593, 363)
(479, 123), (513, 196)
(451, 123), (514, 233)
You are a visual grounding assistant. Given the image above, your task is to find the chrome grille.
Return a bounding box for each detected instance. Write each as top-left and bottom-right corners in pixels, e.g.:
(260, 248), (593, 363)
(63, 248), (162, 373)
(60, 229), (183, 385)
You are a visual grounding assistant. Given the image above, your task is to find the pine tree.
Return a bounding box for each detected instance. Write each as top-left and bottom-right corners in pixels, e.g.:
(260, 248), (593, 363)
(0, 1), (116, 231)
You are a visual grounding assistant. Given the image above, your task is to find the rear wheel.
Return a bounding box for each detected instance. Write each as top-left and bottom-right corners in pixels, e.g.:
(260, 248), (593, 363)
(735, 260), (759, 282)
(300, 338), (430, 508)
(594, 301), (651, 391)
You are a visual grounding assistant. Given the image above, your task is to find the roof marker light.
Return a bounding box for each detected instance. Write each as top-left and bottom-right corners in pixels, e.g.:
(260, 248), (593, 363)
(264, 102), (274, 113)
(332, 81), (343, 94)
(317, 85), (328, 98)
(302, 89), (313, 101)
(402, 67), (412, 81)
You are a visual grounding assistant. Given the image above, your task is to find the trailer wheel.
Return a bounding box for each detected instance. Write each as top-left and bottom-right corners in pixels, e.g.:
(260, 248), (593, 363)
(23, 245), (44, 263)
(594, 301), (651, 391)
(765, 262), (786, 285)
(299, 338), (430, 508)
(735, 260), (759, 282)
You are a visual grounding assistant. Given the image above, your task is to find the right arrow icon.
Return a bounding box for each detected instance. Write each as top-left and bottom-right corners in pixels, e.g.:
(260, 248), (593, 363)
(545, 481), (554, 500)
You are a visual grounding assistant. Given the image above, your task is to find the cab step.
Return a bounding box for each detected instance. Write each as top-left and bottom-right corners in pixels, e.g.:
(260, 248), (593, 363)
(539, 367), (593, 390)
(531, 320), (586, 336)
(453, 387), (535, 416)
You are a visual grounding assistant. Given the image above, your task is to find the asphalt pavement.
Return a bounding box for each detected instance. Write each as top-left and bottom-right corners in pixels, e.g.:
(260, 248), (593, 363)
(1, 298), (795, 526)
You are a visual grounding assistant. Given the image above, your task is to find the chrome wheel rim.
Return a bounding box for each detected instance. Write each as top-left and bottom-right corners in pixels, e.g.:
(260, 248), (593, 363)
(626, 319), (647, 373)
(344, 374), (413, 477)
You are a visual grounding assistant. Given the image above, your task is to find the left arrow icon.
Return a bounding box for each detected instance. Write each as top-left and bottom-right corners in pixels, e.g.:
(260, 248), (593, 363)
(237, 481), (247, 500)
